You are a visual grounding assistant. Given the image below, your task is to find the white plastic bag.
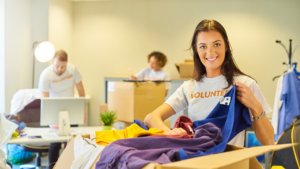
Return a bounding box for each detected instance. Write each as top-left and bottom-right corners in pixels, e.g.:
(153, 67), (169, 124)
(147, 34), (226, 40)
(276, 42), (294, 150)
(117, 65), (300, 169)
(0, 112), (18, 169)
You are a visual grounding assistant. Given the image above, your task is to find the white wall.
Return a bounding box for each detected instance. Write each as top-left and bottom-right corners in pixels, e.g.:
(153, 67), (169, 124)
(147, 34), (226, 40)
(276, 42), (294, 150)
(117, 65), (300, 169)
(2, 0), (70, 114)
(0, 0), (5, 113)
(4, 0), (33, 113)
(49, 0), (73, 57)
(3, 0), (49, 113)
(32, 0), (50, 88)
(72, 0), (300, 125)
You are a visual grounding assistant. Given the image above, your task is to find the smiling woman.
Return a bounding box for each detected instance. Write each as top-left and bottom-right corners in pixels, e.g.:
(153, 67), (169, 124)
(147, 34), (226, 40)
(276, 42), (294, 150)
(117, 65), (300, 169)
(144, 19), (275, 147)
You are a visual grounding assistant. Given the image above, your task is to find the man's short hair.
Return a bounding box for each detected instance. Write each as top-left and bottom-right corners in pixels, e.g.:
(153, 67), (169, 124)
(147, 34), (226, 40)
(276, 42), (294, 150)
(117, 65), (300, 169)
(53, 50), (68, 61)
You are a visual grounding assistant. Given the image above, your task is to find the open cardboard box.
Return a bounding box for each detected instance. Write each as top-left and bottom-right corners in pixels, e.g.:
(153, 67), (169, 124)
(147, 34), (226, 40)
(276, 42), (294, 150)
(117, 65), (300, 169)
(175, 59), (194, 78)
(54, 134), (296, 169)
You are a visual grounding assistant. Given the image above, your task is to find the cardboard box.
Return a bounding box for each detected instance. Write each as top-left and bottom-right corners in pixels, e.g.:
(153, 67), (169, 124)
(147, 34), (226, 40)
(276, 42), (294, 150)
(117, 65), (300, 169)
(175, 60), (194, 78)
(99, 103), (108, 114)
(99, 103), (108, 126)
(99, 104), (131, 128)
(54, 135), (295, 169)
(143, 145), (266, 169)
(108, 81), (165, 123)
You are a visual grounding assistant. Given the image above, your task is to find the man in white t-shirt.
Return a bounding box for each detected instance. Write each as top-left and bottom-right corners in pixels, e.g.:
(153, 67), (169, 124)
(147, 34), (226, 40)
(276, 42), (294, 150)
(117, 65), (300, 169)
(38, 50), (86, 169)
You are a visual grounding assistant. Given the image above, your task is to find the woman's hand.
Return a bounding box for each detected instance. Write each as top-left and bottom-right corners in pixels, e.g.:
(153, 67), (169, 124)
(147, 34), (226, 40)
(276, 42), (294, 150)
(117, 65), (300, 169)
(166, 128), (187, 135)
(236, 81), (275, 145)
(236, 81), (263, 116)
(129, 76), (137, 80)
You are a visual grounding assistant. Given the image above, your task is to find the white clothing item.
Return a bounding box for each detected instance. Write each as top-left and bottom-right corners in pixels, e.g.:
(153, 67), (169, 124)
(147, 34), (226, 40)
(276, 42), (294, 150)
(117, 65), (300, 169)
(135, 68), (171, 90)
(272, 75), (284, 134)
(9, 89), (50, 147)
(71, 135), (104, 169)
(271, 69), (292, 134)
(90, 131), (96, 143)
(10, 89), (41, 115)
(38, 63), (82, 97)
(165, 75), (272, 147)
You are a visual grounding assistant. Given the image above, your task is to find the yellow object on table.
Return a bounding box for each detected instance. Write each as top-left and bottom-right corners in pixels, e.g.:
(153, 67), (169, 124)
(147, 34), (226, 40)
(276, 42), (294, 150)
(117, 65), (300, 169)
(96, 123), (164, 146)
(11, 131), (19, 138)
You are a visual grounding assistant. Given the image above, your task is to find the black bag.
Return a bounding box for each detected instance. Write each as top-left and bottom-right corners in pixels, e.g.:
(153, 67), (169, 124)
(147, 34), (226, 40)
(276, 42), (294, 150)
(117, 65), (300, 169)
(269, 115), (300, 169)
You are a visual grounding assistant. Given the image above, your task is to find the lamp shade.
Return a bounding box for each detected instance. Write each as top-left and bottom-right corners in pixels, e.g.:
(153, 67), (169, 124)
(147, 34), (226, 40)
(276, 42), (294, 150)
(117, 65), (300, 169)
(34, 42), (55, 62)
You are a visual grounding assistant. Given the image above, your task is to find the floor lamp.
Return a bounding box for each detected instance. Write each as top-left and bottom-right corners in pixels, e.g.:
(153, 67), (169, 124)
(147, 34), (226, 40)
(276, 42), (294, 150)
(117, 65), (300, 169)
(32, 41), (55, 88)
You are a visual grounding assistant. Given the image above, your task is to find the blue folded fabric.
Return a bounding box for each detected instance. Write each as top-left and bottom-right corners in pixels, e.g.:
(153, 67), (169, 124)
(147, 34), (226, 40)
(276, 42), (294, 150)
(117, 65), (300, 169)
(10, 119), (26, 130)
(179, 84), (252, 160)
(132, 119), (149, 130)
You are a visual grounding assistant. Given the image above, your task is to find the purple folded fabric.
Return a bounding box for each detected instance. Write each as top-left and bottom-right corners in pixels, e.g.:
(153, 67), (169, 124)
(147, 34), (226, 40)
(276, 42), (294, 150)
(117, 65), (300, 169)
(96, 122), (222, 169)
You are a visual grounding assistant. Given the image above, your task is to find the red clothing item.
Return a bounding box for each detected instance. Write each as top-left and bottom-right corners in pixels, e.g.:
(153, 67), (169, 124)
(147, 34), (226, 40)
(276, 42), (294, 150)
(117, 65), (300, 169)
(148, 116), (195, 139)
(174, 115), (194, 136)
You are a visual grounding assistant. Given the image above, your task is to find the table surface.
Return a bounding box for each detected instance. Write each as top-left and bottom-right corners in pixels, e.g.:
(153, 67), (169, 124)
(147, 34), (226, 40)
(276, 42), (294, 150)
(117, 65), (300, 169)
(8, 126), (104, 144)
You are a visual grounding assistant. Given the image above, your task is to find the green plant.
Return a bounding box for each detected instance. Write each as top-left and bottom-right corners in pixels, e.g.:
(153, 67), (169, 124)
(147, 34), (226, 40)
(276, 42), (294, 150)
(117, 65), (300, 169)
(100, 110), (117, 126)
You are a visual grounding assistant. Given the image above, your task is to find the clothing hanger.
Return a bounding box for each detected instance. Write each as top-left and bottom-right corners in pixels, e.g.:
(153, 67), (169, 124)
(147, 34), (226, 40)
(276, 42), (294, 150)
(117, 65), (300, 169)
(272, 62), (298, 81)
(273, 71), (287, 81)
(292, 62), (300, 75)
(273, 39), (300, 81)
(292, 62), (297, 71)
(272, 62), (288, 81)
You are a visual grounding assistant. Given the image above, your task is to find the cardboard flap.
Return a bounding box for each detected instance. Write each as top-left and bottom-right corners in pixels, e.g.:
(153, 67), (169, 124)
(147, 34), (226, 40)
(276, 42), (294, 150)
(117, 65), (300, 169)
(154, 143), (296, 169)
(174, 62), (194, 77)
(175, 63), (180, 72)
(54, 136), (101, 169)
(54, 138), (76, 169)
(178, 63), (194, 78)
(184, 59), (193, 63)
(225, 144), (261, 168)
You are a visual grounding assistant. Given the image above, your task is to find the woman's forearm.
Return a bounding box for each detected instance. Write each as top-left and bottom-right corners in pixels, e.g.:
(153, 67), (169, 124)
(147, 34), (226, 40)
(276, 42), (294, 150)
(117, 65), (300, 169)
(144, 113), (171, 133)
(251, 106), (275, 145)
(144, 104), (175, 133)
